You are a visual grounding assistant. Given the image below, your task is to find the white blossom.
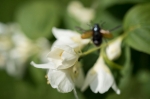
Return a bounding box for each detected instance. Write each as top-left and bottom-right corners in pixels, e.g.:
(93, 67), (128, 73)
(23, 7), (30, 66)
(52, 27), (90, 51)
(106, 37), (123, 60)
(31, 45), (79, 69)
(47, 68), (74, 93)
(0, 22), (50, 78)
(81, 56), (120, 94)
(67, 1), (95, 23)
(47, 62), (84, 93)
(31, 45), (84, 93)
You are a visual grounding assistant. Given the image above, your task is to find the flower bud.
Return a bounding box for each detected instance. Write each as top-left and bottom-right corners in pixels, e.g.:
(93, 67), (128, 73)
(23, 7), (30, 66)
(106, 37), (123, 60)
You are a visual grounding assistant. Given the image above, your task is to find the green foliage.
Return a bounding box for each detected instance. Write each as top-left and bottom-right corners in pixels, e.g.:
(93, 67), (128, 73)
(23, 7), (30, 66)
(15, 1), (61, 39)
(64, 12), (81, 31)
(97, 0), (150, 10)
(106, 71), (150, 99)
(0, 67), (85, 99)
(124, 3), (150, 54)
(94, 11), (122, 33)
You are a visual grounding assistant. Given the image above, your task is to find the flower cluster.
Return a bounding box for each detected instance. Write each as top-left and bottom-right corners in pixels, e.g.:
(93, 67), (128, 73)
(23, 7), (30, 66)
(31, 27), (123, 94)
(0, 22), (50, 78)
(31, 27), (88, 93)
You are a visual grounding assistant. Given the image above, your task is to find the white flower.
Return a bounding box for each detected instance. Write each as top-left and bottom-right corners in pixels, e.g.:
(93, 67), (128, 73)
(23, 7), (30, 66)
(106, 37), (123, 60)
(52, 27), (90, 51)
(47, 68), (74, 93)
(0, 22), (50, 78)
(31, 45), (79, 69)
(31, 45), (84, 93)
(72, 62), (84, 88)
(47, 62), (84, 93)
(81, 56), (120, 94)
(67, 1), (95, 23)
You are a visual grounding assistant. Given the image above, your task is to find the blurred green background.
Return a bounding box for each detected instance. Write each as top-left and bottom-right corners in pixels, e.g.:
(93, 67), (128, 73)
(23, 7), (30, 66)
(1, 0), (150, 99)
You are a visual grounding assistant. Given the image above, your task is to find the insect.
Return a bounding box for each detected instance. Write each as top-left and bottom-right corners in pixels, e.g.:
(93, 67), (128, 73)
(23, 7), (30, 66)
(78, 23), (119, 46)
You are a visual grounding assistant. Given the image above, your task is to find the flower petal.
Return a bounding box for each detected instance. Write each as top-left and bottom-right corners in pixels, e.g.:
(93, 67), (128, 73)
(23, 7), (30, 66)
(52, 27), (79, 40)
(47, 46), (63, 59)
(57, 75), (74, 93)
(86, 56), (119, 94)
(48, 69), (74, 93)
(98, 69), (114, 94)
(90, 74), (100, 93)
(48, 69), (64, 88)
(95, 57), (115, 93)
(81, 39), (90, 46)
(81, 68), (97, 92)
(73, 62), (84, 88)
(106, 37), (122, 60)
(51, 45), (77, 55)
(52, 40), (64, 47)
(31, 61), (55, 69)
(47, 45), (79, 69)
(59, 51), (78, 69)
(112, 82), (121, 94)
(52, 27), (90, 50)
(52, 39), (80, 50)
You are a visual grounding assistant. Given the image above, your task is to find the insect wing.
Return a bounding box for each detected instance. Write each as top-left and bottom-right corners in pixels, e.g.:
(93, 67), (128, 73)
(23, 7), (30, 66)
(100, 29), (113, 38)
(81, 30), (93, 39)
(102, 33), (113, 38)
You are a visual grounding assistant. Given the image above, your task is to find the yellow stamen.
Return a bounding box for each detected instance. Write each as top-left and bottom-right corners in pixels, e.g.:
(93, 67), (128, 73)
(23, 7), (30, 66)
(59, 52), (63, 57)
(71, 37), (80, 43)
(47, 81), (50, 84)
(45, 75), (48, 78)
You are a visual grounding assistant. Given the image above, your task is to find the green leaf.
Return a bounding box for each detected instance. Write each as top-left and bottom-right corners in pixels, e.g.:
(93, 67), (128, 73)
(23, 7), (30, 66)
(124, 3), (150, 54)
(64, 12), (81, 31)
(97, 0), (150, 9)
(115, 44), (131, 69)
(15, 1), (61, 40)
(94, 11), (122, 37)
(106, 70), (150, 99)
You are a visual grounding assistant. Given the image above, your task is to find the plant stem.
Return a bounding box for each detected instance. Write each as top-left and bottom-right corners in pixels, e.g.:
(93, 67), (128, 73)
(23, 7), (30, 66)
(80, 45), (103, 57)
(73, 88), (79, 99)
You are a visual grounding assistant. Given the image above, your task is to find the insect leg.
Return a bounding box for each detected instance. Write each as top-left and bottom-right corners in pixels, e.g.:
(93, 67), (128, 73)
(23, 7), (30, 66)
(75, 26), (86, 32)
(109, 25), (122, 32)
